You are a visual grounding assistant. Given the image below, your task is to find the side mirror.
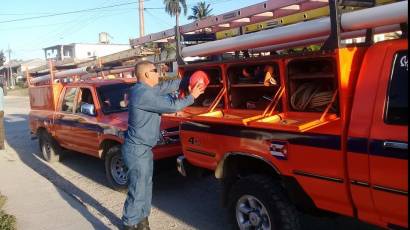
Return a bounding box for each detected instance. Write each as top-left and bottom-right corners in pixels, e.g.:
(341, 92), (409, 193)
(80, 103), (96, 116)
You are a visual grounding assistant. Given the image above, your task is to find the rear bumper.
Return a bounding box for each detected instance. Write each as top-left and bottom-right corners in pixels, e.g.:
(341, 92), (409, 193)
(176, 155), (189, 177)
(176, 155), (201, 177)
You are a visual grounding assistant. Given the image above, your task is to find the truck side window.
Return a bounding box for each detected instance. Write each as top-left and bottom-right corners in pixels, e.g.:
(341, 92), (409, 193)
(385, 50), (408, 125)
(97, 83), (133, 114)
(76, 88), (94, 113)
(61, 88), (77, 113)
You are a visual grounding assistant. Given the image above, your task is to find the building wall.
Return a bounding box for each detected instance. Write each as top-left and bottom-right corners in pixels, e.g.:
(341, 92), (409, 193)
(74, 44), (130, 60)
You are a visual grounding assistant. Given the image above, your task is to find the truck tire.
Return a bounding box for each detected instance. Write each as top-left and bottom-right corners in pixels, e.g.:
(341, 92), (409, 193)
(104, 145), (128, 192)
(38, 131), (61, 163)
(228, 175), (300, 230)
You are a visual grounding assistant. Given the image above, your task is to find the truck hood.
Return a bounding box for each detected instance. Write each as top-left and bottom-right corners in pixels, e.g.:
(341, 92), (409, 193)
(101, 112), (128, 131)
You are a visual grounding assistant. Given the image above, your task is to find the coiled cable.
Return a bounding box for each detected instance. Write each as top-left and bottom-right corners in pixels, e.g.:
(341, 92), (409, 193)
(290, 82), (335, 112)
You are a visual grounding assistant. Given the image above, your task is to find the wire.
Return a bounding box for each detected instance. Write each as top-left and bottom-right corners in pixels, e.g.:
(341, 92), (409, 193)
(0, 1), (148, 24)
(145, 9), (174, 27)
(145, 0), (245, 10)
(13, 0), (117, 54)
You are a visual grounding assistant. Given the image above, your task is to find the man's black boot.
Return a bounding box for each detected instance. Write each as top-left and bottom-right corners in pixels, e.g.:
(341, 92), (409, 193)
(137, 217), (150, 230)
(122, 224), (138, 230)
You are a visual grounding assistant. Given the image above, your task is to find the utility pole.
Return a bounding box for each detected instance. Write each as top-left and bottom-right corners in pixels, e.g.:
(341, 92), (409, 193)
(5, 45), (12, 88)
(139, 0), (145, 37)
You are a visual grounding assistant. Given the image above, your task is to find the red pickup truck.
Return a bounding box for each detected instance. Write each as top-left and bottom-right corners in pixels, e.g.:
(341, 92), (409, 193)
(28, 72), (181, 191)
(175, 38), (408, 229)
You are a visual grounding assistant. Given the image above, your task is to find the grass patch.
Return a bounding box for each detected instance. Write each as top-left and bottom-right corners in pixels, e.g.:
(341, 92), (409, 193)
(0, 193), (16, 230)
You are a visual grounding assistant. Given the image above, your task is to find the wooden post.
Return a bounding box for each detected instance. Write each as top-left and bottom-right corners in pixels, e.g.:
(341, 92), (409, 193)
(25, 67), (31, 87)
(49, 59), (55, 84)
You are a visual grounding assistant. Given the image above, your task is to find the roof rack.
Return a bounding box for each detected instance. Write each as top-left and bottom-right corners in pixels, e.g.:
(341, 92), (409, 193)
(128, 0), (406, 67)
(130, 0), (397, 47)
(28, 60), (135, 86)
(180, 0), (406, 57)
(130, 0), (331, 47)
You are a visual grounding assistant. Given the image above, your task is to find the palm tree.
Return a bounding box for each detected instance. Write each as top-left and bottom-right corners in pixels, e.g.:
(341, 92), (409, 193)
(163, 0), (188, 38)
(188, 2), (213, 21)
(163, 0), (187, 64)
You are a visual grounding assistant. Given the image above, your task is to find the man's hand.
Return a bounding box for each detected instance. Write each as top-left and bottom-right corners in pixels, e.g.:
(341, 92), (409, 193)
(189, 82), (205, 99)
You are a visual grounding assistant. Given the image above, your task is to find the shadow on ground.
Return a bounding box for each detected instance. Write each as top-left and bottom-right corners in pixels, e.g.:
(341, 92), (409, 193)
(5, 113), (118, 229)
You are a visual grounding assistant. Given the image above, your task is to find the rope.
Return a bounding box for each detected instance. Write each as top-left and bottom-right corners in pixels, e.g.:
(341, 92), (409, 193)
(290, 82), (335, 112)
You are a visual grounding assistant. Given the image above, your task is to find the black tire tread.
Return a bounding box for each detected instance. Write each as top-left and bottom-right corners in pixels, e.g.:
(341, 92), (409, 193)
(229, 174), (301, 230)
(38, 130), (61, 163)
(104, 145), (127, 192)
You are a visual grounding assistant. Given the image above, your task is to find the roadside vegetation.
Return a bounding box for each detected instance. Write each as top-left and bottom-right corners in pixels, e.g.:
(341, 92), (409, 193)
(0, 193), (16, 230)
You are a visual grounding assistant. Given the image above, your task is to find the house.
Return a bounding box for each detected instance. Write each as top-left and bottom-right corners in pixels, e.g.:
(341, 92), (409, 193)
(43, 43), (130, 62)
(0, 59), (46, 87)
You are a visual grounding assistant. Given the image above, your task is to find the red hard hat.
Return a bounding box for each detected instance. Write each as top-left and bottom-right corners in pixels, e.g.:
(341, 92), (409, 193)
(189, 70), (210, 89)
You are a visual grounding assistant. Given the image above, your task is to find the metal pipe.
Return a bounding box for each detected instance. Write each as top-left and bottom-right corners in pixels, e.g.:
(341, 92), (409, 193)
(341, 2), (408, 31)
(181, 1), (408, 57)
(79, 66), (135, 81)
(250, 24), (401, 53)
(109, 67), (134, 74)
(30, 67), (90, 84)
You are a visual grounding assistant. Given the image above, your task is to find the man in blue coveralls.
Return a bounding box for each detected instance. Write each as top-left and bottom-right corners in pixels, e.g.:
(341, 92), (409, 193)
(122, 61), (204, 230)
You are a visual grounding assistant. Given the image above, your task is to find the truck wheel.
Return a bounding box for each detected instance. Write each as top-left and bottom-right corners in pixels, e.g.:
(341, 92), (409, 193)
(228, 175), (300, 230)
(105, 145), (128, 192)
(39, 131), (61, 163)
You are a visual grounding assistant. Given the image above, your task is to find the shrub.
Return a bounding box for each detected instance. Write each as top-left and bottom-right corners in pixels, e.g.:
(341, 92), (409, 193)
(0, 194), (16, 230)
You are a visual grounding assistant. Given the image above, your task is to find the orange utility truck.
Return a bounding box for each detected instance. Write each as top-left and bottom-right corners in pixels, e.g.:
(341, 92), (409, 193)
(28, 65), (181, 191)
(164, 0), (408, 229)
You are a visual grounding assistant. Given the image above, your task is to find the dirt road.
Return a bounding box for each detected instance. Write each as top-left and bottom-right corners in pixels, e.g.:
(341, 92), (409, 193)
(3, 96), (380, 230)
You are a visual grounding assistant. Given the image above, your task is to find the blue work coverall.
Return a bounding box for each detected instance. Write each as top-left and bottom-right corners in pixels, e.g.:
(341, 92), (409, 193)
(122, 80), (194, 226)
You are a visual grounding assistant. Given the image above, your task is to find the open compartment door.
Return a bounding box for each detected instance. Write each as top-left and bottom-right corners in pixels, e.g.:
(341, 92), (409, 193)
(194, 61), (284, 125)
(249, 56), (341, 132)
(163, 66), (225, 122)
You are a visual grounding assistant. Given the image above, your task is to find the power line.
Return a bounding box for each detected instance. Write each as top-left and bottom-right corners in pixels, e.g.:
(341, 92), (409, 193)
(145, 9), (173, 27)
(144, 0), (235, 10)
(0, 1), (150, 24)
(13, 0), (116, 52)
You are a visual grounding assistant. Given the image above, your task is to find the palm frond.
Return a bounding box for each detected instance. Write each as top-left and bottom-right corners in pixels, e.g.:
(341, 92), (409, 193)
(187, 1), (213, 21)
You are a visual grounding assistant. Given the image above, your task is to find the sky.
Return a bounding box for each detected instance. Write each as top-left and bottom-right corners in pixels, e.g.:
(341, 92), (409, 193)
(0, 0), (265, 61)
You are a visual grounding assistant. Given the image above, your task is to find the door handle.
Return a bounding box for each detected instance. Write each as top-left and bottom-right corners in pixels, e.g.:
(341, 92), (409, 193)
(72, 118), (84, 123)
(383, 141), (408, 150)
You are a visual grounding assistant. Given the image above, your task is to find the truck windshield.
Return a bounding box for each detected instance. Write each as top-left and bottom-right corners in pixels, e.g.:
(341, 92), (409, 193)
(97, 83), (134, 114)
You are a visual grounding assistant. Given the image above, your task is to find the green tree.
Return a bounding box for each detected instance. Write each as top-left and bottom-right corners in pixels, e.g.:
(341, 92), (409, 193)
(0, 50), (5, 67)
(163, 0), (187, 63)
(163, 43), (176, 60)
(163, 0), (187, 26)
(188, 2), (213, 21)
